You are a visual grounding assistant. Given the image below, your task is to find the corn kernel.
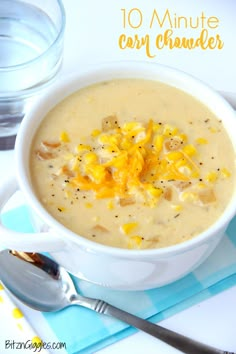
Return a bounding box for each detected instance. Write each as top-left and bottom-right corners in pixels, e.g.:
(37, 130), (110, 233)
(128, 236), (142, 249)
(104, 145), (119, 155)
(191, 170), (200, 178)
(72, 159), (80, 171)
(121, 222), (138, 235)
(180, 191), (198, 202)
(131, 236), (142, 245)
(197, 182), (207, 188)
(183, 144), (197, 156)
(163, 124), (178, 137)
(76, 144), (91, 152)
(206, 171), (218, 183)
(60, 131), (70, 143)
(107, 153), (127, 169)
(171, 204), (183, 211)
(196, 137), (208, 145)
(31, 336), (43, 347)
(152, 123), (161, 132)
(120, 138), (132, 150)
(166, 151), (183, 161)
(107, 200), (114, 210)
(123, 122), (142, 131)
(85, 202), (93, 208)
(86, 165), (107, 182)
(91, 129), (101, 137)
(209, 127), (217, 133)
(147, 186), (162, 198)
(84, 152), (98, 164)
(99, 134), (119, 145)
(178, 133), (188, 142)
(109, 135), (120, 145)
(153, 135), (164, 152)
(175, 158), (187, 168)
(221, 168), (231, 178)
(132, 236), (142, 245)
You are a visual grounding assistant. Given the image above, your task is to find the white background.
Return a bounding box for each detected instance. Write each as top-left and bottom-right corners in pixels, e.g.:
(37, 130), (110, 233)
(62, 0), (236, 93)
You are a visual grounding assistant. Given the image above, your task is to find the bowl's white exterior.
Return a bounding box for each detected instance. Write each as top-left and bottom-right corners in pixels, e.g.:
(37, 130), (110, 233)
(43, 228), (224, 290)
(8, 62), (236, 290)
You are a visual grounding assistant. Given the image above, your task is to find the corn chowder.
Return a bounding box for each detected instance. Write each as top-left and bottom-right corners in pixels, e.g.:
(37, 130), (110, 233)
(30, 79), (235, 249)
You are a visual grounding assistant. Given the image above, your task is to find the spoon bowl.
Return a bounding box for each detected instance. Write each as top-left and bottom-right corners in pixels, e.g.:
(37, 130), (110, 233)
(0, 250), (71, 311)
(0, 250), (234, 354)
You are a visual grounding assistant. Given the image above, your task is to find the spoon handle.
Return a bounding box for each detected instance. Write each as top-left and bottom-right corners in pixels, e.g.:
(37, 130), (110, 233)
(73, 296), (233, 354)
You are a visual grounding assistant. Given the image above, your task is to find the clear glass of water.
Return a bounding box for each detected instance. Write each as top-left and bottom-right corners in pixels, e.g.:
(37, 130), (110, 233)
(0, 0), (66, 150)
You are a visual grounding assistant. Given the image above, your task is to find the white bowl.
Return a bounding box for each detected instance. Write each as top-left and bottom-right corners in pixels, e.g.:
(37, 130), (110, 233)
(0, 61), (236, 290)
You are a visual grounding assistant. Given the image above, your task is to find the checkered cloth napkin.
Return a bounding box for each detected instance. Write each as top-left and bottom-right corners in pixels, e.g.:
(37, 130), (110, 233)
(2, 205), (236, 354)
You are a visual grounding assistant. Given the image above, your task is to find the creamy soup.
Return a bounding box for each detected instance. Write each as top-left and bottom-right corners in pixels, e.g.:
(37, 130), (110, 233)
(30, 79), (235, 249)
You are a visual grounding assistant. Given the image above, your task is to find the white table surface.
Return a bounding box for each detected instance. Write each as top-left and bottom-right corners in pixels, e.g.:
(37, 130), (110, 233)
(1, 1), (236, 353)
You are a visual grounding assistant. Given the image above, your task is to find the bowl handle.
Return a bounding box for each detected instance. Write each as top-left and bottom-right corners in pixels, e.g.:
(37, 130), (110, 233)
(0, 176), (66, 252)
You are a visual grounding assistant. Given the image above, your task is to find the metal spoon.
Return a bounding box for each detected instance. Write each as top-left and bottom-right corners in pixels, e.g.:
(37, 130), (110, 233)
(0, 250), (233, 354)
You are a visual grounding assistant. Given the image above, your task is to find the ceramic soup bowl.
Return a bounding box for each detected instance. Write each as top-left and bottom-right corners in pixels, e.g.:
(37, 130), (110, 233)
(0, 61), (236, 290)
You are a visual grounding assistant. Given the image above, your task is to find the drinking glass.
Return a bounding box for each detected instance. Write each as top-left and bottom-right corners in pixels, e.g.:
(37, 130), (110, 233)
(0, 0), (66, 150)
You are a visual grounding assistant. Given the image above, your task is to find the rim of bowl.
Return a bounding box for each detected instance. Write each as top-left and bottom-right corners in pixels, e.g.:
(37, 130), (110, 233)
(0, 0), (66, 98)
(15, 60), (236, 259)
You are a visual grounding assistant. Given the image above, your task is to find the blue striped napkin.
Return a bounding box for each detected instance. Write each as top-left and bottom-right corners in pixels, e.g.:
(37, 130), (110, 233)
(2, 206), (236, 354)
